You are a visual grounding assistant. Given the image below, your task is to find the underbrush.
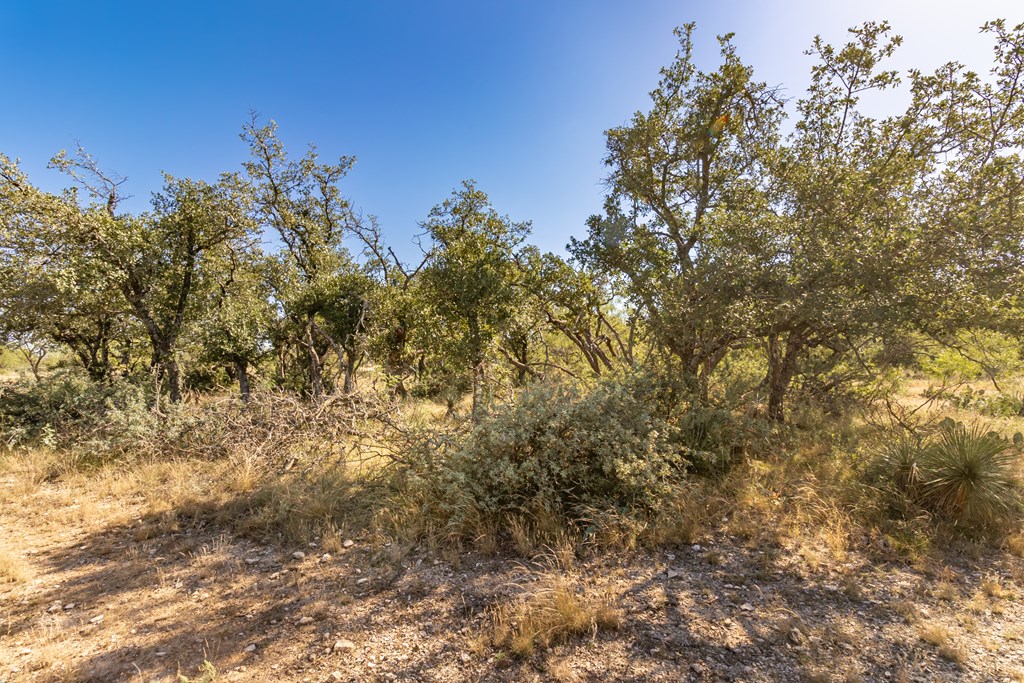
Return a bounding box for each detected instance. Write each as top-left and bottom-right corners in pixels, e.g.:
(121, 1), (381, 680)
(390, 377), (754, 547)
(0, 369), (393, 471)
(873, 420), (1023, 531)
(4, 369), (1023, 563)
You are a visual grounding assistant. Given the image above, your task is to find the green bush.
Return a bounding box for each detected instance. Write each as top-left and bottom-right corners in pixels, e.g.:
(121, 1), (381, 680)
(879, 421), (1022, 528)
(0, 369), (156, 454)
(919, 330), (1023, 381)
(919, 423), (1021, 525)
(403, 378), (694, 533)
(936, 386), (1024, 418)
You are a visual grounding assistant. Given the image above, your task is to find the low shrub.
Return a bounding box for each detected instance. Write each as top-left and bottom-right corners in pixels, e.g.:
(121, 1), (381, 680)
(934, 386), (1024, 418)
(399, 377), (747, 539)
(0, 369), (156, 457)
(0, 371), (384, 473)
(878, 420), (1023, 528)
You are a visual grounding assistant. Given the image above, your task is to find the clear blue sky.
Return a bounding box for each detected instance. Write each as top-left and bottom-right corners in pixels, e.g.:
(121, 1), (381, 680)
(2, 1), (1020, 260)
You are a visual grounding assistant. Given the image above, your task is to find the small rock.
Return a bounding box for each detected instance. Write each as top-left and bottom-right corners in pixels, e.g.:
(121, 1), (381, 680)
(292, 551), (306, 560)
(460, 652), (471, 663)
(320, 553), (332, 562)
(666, 569), (682, 579)
(63, 603), (75, 610)
(789, 628), (804, 645)
(327, 673), (343, 682)
(297, 616), (315, 625)
(245, 558), (259, 565)
(356, 577), (369, 585)
(47, 603), (61, 613)
(739, 603), (754, 612)
(333, 639), (356, 653)
(89, 614), (104, 624)
(244, 644), (257, 653)
(691, 544), (702, 551)
(690, 662), (706, 674)
(155, 651), (167, 657)
(342, 539), (354, 548)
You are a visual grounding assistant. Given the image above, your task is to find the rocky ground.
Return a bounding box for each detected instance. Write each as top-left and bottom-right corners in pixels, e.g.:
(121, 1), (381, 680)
(2, 472), (1024, 683)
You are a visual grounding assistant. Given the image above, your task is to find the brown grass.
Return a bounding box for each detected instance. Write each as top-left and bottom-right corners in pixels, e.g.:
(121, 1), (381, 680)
(0, 548), (29, 584)
(918, 624), (967, 664)
(483, 574), (620, 657)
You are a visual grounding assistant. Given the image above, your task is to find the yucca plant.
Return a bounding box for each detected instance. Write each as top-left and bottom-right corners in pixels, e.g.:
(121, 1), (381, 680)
(880, 436), (924, 496)
(918, 423), (1020, 526)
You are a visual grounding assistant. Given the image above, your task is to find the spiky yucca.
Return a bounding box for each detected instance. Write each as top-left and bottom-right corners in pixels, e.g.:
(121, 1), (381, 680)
(881, 437), (923, 496)
(919, 424), (1019, 525)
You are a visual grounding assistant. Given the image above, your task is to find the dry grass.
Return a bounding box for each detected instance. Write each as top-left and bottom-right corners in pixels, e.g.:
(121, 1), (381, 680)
(0, 449), (77, 496)
(980, 576), (1009, 599)
(918, 624), (967, 664)
(482, 574), (621, 657)
(892, 598), (921, 624)
(177, 659), (219, 683)
(931, 579), (959, 602)
(1006, 531), (1024, 557)
(0, 547), (29, 584)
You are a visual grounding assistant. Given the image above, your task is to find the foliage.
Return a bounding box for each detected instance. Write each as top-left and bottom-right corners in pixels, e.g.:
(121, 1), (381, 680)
(879, 421), (1023, 527)
(401, 377), (701, 536)
(919, 423), (1022, 525)
(919, 330), (1024, 382)
(419, 181), (530, 414)
(0, 368), (155, 456)
(935, 387), (1024, 418)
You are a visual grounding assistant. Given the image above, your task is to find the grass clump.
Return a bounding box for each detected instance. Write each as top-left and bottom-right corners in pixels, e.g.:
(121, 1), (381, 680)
(483, 574), (620, 657)
(918, 624), (967, 664)
(0, 548), (30, 583)
(918, 423), (1020, 524)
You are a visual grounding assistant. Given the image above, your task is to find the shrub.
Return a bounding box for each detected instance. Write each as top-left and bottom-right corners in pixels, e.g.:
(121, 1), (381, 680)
(880, 436), (923, 496)
(877, 420), (1022, 528)
(918, 423), (1020, 525)
(939, 387), (1024, 418)
(402, 378), (693, 535)
(0, 369), (156, 456)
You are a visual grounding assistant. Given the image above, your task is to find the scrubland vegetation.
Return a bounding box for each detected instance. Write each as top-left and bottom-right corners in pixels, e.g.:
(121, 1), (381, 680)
(2, 18), (1024, 683)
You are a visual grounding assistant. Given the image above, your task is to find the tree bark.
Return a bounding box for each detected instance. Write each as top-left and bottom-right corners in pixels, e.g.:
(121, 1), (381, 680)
(468, 314), (484, 418)
(766, 331), (803, 423)
(305, 313), (324, 402)
(235, 358), (251, 403)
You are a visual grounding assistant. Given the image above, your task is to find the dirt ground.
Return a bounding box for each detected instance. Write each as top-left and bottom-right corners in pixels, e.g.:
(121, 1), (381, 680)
(2, 470), (1024, 683)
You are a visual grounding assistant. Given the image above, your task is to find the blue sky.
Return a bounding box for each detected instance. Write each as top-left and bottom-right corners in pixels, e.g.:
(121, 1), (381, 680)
(2, 1), (1020, 260)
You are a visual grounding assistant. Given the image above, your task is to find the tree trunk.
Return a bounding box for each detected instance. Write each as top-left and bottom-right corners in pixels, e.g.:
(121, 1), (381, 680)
(235, 358), (251, 403)
(305, 313), (323, 402)
(471, 361), (485, 417)
(766, 332), (802, 423)
(343, 350), (356, 395)
(150, 340), (183, 404)
(165, 357), (183, 403)
(468, 315), (484, 418)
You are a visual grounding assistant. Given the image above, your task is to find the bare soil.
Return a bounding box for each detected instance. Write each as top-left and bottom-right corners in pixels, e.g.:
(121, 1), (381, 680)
(2, 472), (1023, 683)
